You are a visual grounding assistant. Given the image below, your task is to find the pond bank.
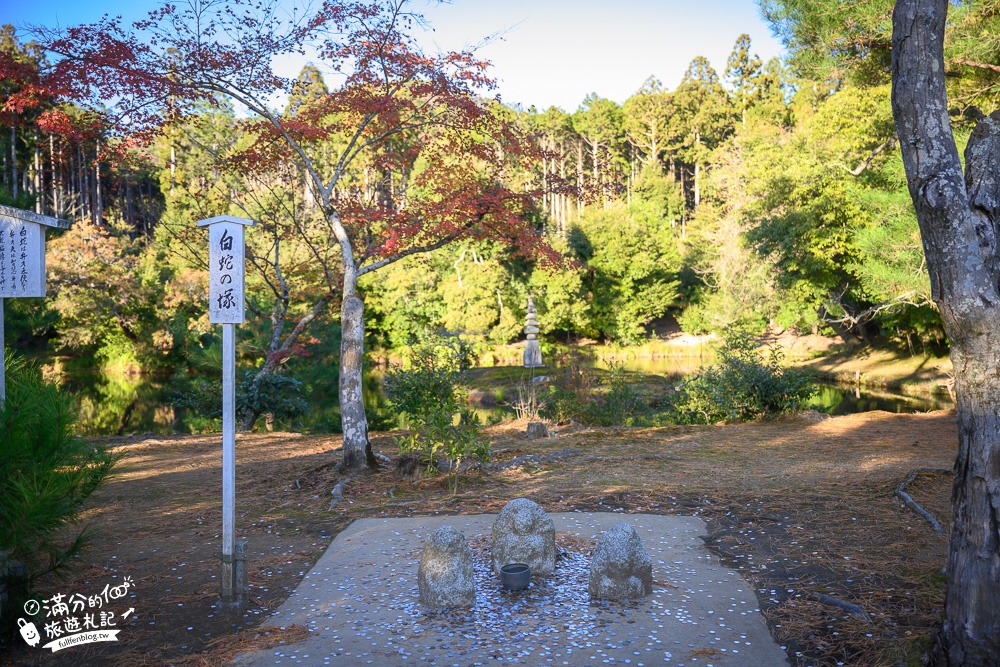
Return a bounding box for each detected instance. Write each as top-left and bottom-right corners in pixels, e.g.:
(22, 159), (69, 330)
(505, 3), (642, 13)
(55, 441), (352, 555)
(36, 333), (953, 437)
(794, 346), (952, 396)
(488, 332), (953, 397)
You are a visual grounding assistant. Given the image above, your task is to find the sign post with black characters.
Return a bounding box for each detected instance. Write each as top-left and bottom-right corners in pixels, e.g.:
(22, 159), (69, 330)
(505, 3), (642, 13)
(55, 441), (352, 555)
(0, 205), (70, 403)
(197, 214), (254, 613)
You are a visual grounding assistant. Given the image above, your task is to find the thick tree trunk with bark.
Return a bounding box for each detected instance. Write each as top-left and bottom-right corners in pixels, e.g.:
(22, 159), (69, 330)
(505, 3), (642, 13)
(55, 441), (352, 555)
(339, 293), (376, 469)
(891, 1), (1000, 664)
(936, 342), (1000, 665)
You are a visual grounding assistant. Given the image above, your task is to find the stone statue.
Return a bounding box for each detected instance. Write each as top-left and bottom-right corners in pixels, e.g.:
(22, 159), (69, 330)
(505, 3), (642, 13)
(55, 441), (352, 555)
(491, 498), (556, 576)
(418, 526), (476, 608)
(523, 295), (543, 368)
(589, 523), (653, 600)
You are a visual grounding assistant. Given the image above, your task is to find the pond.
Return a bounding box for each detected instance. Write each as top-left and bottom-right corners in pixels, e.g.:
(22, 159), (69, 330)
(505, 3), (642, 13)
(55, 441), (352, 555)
(598, 356), (955, 417)
(56, 354), (954, 437)
(60, 365), (377, 437)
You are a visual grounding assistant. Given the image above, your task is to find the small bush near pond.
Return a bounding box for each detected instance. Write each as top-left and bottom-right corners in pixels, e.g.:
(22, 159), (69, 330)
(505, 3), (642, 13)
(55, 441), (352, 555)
(382, 346), (460, 427)
(171, 370), (309, 431)
(670, 331), (816, 423)
(541, 360), (653, 427)
(581, 363), (654, 426)
(0, 355), (118, 638)
(384, 334), (490, 492)
(394, 408), (490, 493)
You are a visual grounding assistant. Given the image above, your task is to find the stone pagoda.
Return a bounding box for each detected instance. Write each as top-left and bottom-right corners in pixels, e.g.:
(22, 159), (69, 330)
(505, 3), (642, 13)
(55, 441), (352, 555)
(523, 295), (543, 368)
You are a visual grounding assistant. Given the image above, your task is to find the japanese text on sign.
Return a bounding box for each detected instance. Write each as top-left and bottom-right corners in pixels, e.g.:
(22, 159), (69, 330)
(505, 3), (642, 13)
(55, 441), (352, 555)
(207, 222), (246, 323)
(0, 219), (44, 298)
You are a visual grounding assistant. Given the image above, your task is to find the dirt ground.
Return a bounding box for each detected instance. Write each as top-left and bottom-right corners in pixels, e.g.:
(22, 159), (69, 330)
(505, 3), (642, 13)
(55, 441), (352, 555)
(3, 409), (957, 667)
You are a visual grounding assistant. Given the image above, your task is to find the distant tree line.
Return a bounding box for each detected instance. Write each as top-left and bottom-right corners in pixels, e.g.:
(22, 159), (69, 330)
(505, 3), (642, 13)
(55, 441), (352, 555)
(8, 1), (998, 374)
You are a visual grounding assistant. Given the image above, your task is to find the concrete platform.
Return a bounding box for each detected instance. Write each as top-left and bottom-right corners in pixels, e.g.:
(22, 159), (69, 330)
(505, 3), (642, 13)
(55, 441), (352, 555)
(232, 513), (789, 667)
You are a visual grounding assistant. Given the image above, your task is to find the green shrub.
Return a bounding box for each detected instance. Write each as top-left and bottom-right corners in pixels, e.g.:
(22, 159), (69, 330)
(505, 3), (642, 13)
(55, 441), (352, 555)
(386, 334), (490, 491)
(0, 354), (118, 633)
(383, 334), (466, 427)
(170, 370), (308, 431)
(671, 331), (816, 423)
(395, 408), (490, 492)
(540, 354), (594, 423)
(542, 383), (581, 423)
(582, 363), (653, 426)
(236, 372), (309, 430)
(538, 359), (652, 426)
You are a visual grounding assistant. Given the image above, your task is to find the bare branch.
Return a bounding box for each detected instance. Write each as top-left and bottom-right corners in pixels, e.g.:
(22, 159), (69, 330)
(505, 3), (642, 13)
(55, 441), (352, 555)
(822, 291), (934, 328)
(356, 223), (474, 277)
(828, 134), (898, 176)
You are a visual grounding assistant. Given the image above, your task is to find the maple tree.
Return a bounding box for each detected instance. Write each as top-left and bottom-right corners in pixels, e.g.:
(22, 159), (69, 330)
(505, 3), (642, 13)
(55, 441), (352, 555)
(35, 0), (549, 468)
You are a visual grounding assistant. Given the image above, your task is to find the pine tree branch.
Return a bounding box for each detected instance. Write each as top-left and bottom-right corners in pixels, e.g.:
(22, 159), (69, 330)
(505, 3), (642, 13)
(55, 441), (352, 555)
(952, 58), (1000, 74)
(828, 134), (897, 176)
(822, 291), (933, 328)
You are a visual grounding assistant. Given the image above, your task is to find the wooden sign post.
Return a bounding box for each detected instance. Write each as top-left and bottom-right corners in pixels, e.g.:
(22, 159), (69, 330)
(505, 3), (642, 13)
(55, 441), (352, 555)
(197, 214), (254, 614)
(0, 205), (70, 403)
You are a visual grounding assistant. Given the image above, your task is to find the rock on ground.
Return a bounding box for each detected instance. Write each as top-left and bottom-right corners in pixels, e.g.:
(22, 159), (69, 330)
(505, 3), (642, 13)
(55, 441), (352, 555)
(589, 522), (653, 600)
(418, 526), (476, 608)
(491, 498), (556, 576)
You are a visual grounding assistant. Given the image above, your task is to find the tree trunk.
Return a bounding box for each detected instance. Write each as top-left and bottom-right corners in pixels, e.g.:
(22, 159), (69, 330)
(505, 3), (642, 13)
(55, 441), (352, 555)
(932, 341), (1000, 665)
(591, 140), (599, 191)
(94, 142), (103, 225)
(694, 133), (702, 208)
(559, 154), (567, 233)
(819, 306), (862, 348)
(541, 152), (548, 219)
(891, 1), (1000, 663)
(340, 291), (376, 470)
(629, 149), (635, 206)
(50, 135), (59, 217)
(126, 171), (134, 229)
(80, 144), (90, 222)
(694, 161), (700, 208)
(70, 150), (77, 213)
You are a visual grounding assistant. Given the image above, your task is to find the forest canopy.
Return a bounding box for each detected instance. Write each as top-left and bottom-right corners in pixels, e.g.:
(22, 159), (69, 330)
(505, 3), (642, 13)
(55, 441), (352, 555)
(7, 0), (997, 380)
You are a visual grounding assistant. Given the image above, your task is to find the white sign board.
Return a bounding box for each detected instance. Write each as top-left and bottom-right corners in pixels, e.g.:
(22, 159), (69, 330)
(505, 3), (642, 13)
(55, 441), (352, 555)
(0, 204), (70, 403)
(198, 216), (254, 324)
(0, 220), (45, 297)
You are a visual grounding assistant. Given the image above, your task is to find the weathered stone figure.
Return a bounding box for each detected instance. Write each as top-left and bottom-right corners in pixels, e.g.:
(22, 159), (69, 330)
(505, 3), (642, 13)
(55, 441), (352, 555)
(418, 526), (476, 608)
(523, 295), (543, 368)
(589, 522), (653, 600)
(491, 498), (556, 576)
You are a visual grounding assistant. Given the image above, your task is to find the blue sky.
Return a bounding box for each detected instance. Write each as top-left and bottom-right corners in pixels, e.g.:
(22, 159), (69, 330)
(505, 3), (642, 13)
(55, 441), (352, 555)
(2, 0), (785, 112)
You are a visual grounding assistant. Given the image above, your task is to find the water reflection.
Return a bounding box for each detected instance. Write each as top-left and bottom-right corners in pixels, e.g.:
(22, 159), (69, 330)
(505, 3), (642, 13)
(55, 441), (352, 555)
(808, 383), (952, 415)
(64, 371), (189, 436)
(598, 356), (954, 416)
(55, 356), (953, 437)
